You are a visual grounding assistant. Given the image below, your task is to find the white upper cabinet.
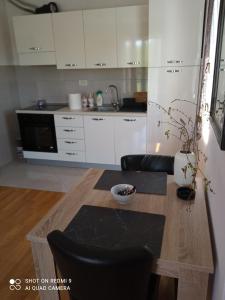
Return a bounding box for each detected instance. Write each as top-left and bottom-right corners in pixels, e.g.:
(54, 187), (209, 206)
(148, 0), (205, 67)
(13, 14), (55, 53)
(13, 14), (55, 65)
(83, 8), (117, 68)
(115, 116), (147, 165)
(52, 11), (85, 69)
(84, 116), (115, 164)
(116, 5), (148, 68)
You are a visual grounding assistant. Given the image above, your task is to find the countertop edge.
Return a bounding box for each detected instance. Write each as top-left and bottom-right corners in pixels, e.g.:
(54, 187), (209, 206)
(16, 108), (147, 117)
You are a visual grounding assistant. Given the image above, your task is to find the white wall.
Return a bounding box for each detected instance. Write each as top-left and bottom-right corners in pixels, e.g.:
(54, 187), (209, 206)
(0, 1), (20, 167)
(200, 0), (225, 299)
(0, 0), (13, 65)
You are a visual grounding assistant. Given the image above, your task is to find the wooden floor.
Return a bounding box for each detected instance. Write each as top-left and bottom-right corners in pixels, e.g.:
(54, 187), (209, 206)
(0, 185), (175, 300)
(0, 186), (63, 300)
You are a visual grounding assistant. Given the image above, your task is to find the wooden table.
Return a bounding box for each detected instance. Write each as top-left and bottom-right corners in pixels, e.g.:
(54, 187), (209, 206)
(27, 168), (214, 300)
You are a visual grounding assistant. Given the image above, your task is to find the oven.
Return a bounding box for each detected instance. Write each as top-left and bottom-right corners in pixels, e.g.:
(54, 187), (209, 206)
(17, 113), (58, 153)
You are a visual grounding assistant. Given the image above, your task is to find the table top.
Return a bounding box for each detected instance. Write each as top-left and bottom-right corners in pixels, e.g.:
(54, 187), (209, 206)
(27, 168), (214, 276)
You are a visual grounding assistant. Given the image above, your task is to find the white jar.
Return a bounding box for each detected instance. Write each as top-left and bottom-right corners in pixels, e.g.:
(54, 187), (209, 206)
(88, 93), (94, 108)
(81, 95), (88, 108)
(174, 151), (196, 186)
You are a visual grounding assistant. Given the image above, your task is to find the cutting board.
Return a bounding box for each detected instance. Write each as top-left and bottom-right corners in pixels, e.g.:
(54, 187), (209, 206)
(134, 92), (147, 103)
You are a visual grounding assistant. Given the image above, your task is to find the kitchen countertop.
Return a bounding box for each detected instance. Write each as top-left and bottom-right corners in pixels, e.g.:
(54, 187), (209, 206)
(16, 106), (147, 117)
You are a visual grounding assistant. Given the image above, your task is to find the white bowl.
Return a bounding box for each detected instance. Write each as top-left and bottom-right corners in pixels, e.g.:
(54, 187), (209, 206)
(110, 184), (136, 205)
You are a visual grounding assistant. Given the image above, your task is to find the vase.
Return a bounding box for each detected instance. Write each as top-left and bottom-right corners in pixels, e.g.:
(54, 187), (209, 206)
(174, 151), (196, 186)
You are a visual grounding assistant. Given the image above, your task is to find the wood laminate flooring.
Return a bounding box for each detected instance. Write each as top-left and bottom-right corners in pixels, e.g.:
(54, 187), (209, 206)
(0, 186), (63, 300)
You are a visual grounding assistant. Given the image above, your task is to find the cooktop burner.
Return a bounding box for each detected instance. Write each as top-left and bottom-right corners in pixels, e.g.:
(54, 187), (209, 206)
(21, 104), (67, 111)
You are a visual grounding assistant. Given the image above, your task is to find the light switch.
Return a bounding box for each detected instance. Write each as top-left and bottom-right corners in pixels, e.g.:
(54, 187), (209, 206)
(79, 80), (88, 86)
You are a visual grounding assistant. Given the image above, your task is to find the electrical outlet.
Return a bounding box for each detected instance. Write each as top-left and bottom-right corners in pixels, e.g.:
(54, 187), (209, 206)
(79, 80), (88, 86)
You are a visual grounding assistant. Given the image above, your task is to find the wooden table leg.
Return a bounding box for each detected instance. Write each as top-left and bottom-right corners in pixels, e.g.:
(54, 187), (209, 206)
(177, 269), (209, 300)
(31, 242), (59, 300)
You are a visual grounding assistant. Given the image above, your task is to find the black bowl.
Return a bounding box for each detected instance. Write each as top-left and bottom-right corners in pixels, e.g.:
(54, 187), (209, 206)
(177, 187), (195, 201)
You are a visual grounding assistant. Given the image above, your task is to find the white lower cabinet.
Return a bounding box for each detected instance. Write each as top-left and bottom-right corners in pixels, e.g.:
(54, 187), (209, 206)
(23, 113), (147, 165)
(58, 151), (85, 162)
(84, 116), (115, 164)
(57, 139), (85, 152)
(56, 127), (84, 140)
(55, 114), (85, 162)
(115, 116), (147, 165)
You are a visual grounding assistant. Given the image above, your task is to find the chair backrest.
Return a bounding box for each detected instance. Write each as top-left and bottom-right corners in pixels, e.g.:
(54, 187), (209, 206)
(121, 154), (174, 175)
(47, 230), (154, 300)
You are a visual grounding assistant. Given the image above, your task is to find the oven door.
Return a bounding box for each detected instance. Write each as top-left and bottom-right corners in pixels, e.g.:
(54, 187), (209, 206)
(17, 114), (58, 153)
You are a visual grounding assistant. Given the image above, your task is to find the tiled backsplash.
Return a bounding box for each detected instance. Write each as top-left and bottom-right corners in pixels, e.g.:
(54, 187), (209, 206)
(15, 66), (148, 108)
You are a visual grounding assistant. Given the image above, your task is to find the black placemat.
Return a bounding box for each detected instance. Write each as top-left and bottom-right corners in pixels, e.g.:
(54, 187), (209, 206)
(64, 205), (165, 258)
(94, 170), (167, 195)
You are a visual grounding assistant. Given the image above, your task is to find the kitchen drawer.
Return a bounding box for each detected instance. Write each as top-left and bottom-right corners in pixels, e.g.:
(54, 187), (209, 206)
(54, 115), (83, 127)
(58, 150), (85, 162)
(56, 127), (84, 139)
(57, 139), (85, 151)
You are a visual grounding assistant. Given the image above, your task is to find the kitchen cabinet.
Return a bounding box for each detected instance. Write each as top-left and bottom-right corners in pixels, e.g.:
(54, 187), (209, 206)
(148, 0), (205, 67)
(13, 14), (56, 65)
(83, 8), (117, 68)
(52, 11), (85, 69)
(147, 66), (200, 155)
(57, 139), (85, 152)
(116, 5), (148, 68)
(56, 127), (84, 140)
(55, 114), (85, 162)
(54, 115), (83, 127)
(84, 116), (115, 164)
(115, 116), (147, 165)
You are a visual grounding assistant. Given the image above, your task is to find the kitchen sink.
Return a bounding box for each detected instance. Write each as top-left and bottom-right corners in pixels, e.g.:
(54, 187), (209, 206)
(92, 106), (117, 112)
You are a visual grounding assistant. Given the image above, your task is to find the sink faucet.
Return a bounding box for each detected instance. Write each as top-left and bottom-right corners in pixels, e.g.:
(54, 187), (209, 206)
(106, 84), (120, 111)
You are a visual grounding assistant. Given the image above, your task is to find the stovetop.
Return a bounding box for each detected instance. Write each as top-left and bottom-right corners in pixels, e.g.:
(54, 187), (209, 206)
(21, 104), (67, 111)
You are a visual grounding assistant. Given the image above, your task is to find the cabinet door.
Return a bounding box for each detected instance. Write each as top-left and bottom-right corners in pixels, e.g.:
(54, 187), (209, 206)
(13, 14), (55, 53)
(115, 117), (147, 165)
(149, 0), (205, 67)
(116, 5), (148, 68)
(84, 116), (115, 164)
(147, 66), (200, 155)
(83, 8), (117, 68)
(52, 11), (85, 69)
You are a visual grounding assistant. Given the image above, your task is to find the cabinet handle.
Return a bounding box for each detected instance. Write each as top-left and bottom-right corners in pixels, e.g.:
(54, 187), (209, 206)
(62, 117), (75, 120)
(95, 63), (106, 67)
(220, 59), (225, 62)
(29, 47), (41, 51)
(123, 118), (136, 122)
(65, 141), (77, 144)
(167, 60), (183, 64)
(63, 129), (76, 132)
(65, 63), (78, 67)
(166, 69), (180, 73)
(220, 68), (225, 72)
(92, 118), (104, 121)
(127, 61), (141, 65)
(66, 152), (77, 155)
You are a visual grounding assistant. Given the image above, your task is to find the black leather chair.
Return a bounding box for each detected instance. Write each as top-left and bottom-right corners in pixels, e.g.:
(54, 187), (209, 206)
(121, 154), (174, 175)
(47, 230), (158, 300)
